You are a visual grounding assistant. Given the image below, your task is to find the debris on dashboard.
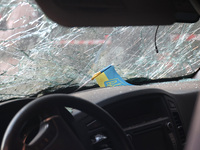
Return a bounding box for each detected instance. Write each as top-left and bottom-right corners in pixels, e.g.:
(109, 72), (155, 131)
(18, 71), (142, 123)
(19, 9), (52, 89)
(0, 0), (200, 101)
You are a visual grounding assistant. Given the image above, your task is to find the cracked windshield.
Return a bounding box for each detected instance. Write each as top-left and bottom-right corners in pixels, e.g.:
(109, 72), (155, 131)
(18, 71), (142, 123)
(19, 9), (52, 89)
(1, 0), (200, 100)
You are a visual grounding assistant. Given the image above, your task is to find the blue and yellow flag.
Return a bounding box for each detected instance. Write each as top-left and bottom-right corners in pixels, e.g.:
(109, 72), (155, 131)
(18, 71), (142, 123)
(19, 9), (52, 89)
(93, 65), (132, 87)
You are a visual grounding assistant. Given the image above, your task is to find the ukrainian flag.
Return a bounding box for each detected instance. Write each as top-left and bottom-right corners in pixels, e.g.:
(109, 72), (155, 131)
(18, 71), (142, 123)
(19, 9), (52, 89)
(93, 65), (132, 87)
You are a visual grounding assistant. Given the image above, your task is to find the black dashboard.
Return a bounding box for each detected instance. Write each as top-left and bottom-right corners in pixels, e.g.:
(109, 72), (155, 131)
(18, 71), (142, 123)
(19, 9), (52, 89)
(71, 81), (199, 150)
(0, 80), (199, 150)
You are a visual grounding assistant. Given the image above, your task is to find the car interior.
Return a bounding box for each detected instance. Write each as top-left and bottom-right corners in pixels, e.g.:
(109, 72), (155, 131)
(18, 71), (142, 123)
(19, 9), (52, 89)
(0, 0), (200, 150)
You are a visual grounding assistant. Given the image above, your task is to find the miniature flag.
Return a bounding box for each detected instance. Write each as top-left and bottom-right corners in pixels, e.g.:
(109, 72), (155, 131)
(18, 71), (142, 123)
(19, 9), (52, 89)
(94, 65), (132, 87)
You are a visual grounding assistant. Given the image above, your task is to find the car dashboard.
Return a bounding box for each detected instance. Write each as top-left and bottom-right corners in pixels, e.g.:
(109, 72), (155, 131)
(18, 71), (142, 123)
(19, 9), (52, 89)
(0, 80), (199, 150)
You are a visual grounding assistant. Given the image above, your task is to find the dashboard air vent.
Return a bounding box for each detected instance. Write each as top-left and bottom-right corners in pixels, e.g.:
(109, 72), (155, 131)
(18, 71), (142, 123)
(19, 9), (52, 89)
(85, 118), (113, 150)
(172, 112), (186, 144)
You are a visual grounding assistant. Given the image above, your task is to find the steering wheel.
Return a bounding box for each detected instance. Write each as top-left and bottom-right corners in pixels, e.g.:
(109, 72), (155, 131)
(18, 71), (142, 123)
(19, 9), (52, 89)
(1, 94), (134, 150)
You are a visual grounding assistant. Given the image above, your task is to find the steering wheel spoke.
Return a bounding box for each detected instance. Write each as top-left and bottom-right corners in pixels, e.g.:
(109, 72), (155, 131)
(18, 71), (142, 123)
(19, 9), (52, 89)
(25, 115), (86, 150)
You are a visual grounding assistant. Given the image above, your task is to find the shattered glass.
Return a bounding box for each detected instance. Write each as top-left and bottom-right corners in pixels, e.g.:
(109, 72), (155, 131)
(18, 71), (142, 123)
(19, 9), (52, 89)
(0, 0), (200, 100)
